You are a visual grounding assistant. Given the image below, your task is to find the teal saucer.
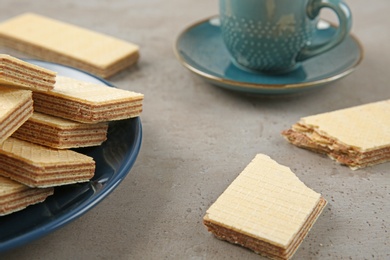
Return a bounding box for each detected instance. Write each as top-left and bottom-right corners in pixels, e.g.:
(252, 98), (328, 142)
(174, 16), (363, 95)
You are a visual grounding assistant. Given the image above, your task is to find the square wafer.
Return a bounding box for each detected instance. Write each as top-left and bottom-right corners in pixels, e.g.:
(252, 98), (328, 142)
(0, 176), (54, 216)
(203, 154), (327, 260)
(282, 99), (390, 169)
(0, 13), (139, 78)
(33, 76), (143, 123)
(12, 112), (108, 149)
(0, 54), (56, 92)
(0, 137), (95, 188)
(0, 86), (33, 144)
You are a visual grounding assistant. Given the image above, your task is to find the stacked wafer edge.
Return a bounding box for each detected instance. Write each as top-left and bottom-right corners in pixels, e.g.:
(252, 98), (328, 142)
(0, 54), (144, 216)
(0, 54), (56, 91)
(33, 76), (143, 123)
(0, 13), (140, 78)
(12, 112), (109, 149)
(0, 86), (33, 144)
(203, 154), (327, 260)
(282, 99), (390, 170)
(0, 175), (54, 216)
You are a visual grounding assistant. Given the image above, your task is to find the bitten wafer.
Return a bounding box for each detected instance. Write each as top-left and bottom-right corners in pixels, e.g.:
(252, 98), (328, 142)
(33, 76), (143, 123)
(203, 154), (327, 260)
(0, 13), (139, 78)
(0, 137), (95, 188)
(0, 176), (54, 216)
(0, 86), (33, 144)
(0, 54), (56, 91)
(12, 112), (108, 149)
(282, 99), (390, 169)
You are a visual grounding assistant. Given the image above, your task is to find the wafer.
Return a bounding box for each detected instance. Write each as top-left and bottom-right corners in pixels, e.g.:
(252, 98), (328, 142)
(0, 86), (33, 144)
(203, 154), (327, 260)
(33, 76), (143, 123)
(0, 13), (139, 78)
(0, 176), (54, 216)
(12, 112), (109, 149)
(0, 54), (56, 91)
(282, 99), (390, 170)
(0, 137), (95, 188)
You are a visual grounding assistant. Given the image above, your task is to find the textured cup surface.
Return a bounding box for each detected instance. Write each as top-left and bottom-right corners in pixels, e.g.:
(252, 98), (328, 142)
(220, 0), (318, 72)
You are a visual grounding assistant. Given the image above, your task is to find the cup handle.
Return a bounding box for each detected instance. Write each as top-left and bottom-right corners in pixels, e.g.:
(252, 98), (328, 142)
(296, 0), (352, 62)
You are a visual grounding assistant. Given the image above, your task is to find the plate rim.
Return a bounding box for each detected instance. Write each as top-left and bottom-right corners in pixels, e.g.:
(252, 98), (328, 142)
(174, 15), (364, 92)
(0, 60), (143, 253)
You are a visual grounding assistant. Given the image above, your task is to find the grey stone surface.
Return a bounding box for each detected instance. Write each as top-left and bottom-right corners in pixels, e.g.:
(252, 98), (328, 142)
(1, 0), (389, 259)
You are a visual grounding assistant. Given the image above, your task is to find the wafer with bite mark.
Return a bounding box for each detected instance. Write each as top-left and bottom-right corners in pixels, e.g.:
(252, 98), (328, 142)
(0, 137), (95, 188)
(0, 13), (139, 78)
(282, 99), (390, 170)
(0, 54), (56, 91)
(0, 176), (54, 216)
(0, 86), (33, 144)
(203, 154), (327, 260)
(33, 76), (143, 123)
(12, 112), (109, 149)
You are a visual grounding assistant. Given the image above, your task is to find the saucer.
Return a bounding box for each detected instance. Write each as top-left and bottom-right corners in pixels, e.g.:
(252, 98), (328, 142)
(174, 16), (363, 95)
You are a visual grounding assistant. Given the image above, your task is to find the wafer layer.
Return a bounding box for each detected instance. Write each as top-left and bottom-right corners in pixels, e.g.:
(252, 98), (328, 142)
(203, 154), (326, 260)
(0, 13), (139, 78)
(0, 176), (54, 216)
(0, 54), (56, 91)
(0, 137), (95, 188)
(0, 86), (33, 144)
(33, 76), (144, 123)
(282, 99), (390, 169)
(13, 112), (108, 149)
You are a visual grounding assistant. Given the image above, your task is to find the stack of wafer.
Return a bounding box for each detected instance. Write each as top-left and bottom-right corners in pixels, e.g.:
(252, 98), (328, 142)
(0, 13), (140, 78)
(0, 176), (54, 216)
(0, 54), (143, 215)
(203, 154), (327, 260)
(33, 76), (144, 123)
(0, 54), (56, 91)
(0, 87), (33, 144)
(13, 112), (108, 149)
(282, 99), (390, 170)
(0, 55), (57, 214)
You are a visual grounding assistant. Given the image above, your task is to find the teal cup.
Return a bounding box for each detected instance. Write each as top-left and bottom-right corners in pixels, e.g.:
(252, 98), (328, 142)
(219, 0), (352, 73)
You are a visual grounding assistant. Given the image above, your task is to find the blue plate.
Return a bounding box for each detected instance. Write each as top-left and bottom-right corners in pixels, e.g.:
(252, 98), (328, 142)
(0, 60), (142, 253)
(174, 16), (364, 95)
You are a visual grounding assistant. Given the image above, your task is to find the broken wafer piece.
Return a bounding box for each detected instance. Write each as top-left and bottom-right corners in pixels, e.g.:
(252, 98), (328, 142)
(0, 13), (139, 78)
(0, 176), (54, 216)
(0, 86), (33, 144)
(282, 99), (390, 170)
(12, 112), (108, 149)
(203, 154), (327, 260)
(0, 137), (95, 188)
(33, 76), (143, 123)
(0, 54), (56, 91)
